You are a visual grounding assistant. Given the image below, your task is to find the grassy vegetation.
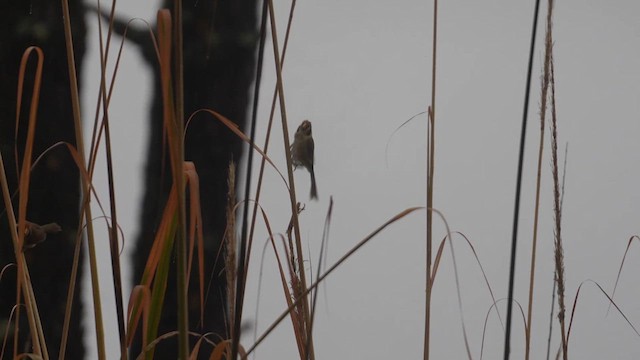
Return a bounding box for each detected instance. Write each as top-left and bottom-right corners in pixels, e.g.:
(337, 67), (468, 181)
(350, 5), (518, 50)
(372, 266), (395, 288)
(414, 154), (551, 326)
(2, 0), (640, 359)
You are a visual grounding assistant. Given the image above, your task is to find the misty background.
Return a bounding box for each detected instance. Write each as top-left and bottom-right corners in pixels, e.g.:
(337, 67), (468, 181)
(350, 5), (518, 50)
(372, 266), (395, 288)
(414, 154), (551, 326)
(81, 1), (640, 359)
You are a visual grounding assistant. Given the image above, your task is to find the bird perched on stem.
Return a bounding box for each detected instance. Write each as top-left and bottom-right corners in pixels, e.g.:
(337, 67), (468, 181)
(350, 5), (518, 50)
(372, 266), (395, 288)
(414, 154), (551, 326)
(291, 120), (318, 200)
(20, 221), (62, 251)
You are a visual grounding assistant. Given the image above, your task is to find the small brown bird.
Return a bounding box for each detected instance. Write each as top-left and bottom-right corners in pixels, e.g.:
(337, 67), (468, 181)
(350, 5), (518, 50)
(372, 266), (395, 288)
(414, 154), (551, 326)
(291, 120), (318, 200)
(21, 221), (62, 251)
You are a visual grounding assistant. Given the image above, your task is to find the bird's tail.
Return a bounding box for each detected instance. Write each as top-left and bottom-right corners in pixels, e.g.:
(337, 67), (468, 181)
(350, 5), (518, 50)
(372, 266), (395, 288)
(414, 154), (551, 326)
(41, 223), (62, 234)
(310, 167), (318, 200)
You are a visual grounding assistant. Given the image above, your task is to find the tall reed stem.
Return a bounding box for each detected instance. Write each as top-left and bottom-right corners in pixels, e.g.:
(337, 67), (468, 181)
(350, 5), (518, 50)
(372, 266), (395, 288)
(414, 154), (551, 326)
(424, 1), (437, 359)
(61, 0), (106, 358)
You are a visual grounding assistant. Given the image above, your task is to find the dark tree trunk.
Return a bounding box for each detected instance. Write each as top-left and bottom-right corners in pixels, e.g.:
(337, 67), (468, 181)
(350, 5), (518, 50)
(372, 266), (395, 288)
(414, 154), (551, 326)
(127, 1), (257, 358)
(0, 1), (86, 359)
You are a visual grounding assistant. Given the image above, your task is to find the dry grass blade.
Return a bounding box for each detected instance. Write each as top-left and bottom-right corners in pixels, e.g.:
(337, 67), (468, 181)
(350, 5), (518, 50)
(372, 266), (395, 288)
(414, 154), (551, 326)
(49, 142), (115, 222)
(480, 299), (527, 360)
(170, 3), (190, 351)
(156, 7), (190, 358)
(133, 331), (225, 360)
(185, 109), (289, 189)
(130, 183), (179, 359)
(425, 3), (439, 360)
(14, 46), (43, 261)
(0, 264), (16, 282)
(249, 204), (299, 359)
(88, 216), (127, 255)
(1, 304), (23, 359)
(187, 332), (225, 360)
(0, 139), (113, 226)
(11, 46), (47, 359)
(189, 339), (204, 360)
(606, 235), (640, 315)
(126, 285), (151, 349)
(244, 206), (424, 357)
(425, 209), (472, 359)
(126, 164), (203, 359)
(430, 231), (504, 330)
(184, 162), (205, 326)
(139, 184), (178, 284)
(268, 231), (305, 354)
(257, 205), (309, 358)
(566, 280), (640, 344)
(207, 339), (248, 360)
(384, 111), (427, 168)
(307, 198), (334, 358)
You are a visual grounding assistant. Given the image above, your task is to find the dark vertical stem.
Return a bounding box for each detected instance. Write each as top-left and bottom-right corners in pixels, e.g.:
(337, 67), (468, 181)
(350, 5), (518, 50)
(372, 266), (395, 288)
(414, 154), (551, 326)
(231, 0), (268, 358)
(424, 0), (437, 359)
(504, 0), (541, 359)
(93, 1), (127, 357)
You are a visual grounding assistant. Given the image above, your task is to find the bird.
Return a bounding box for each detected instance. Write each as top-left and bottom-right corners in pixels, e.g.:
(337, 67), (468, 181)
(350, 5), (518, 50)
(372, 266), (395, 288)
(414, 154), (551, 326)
(20, 221), (62, 251)
(291, 120), (318, 200)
